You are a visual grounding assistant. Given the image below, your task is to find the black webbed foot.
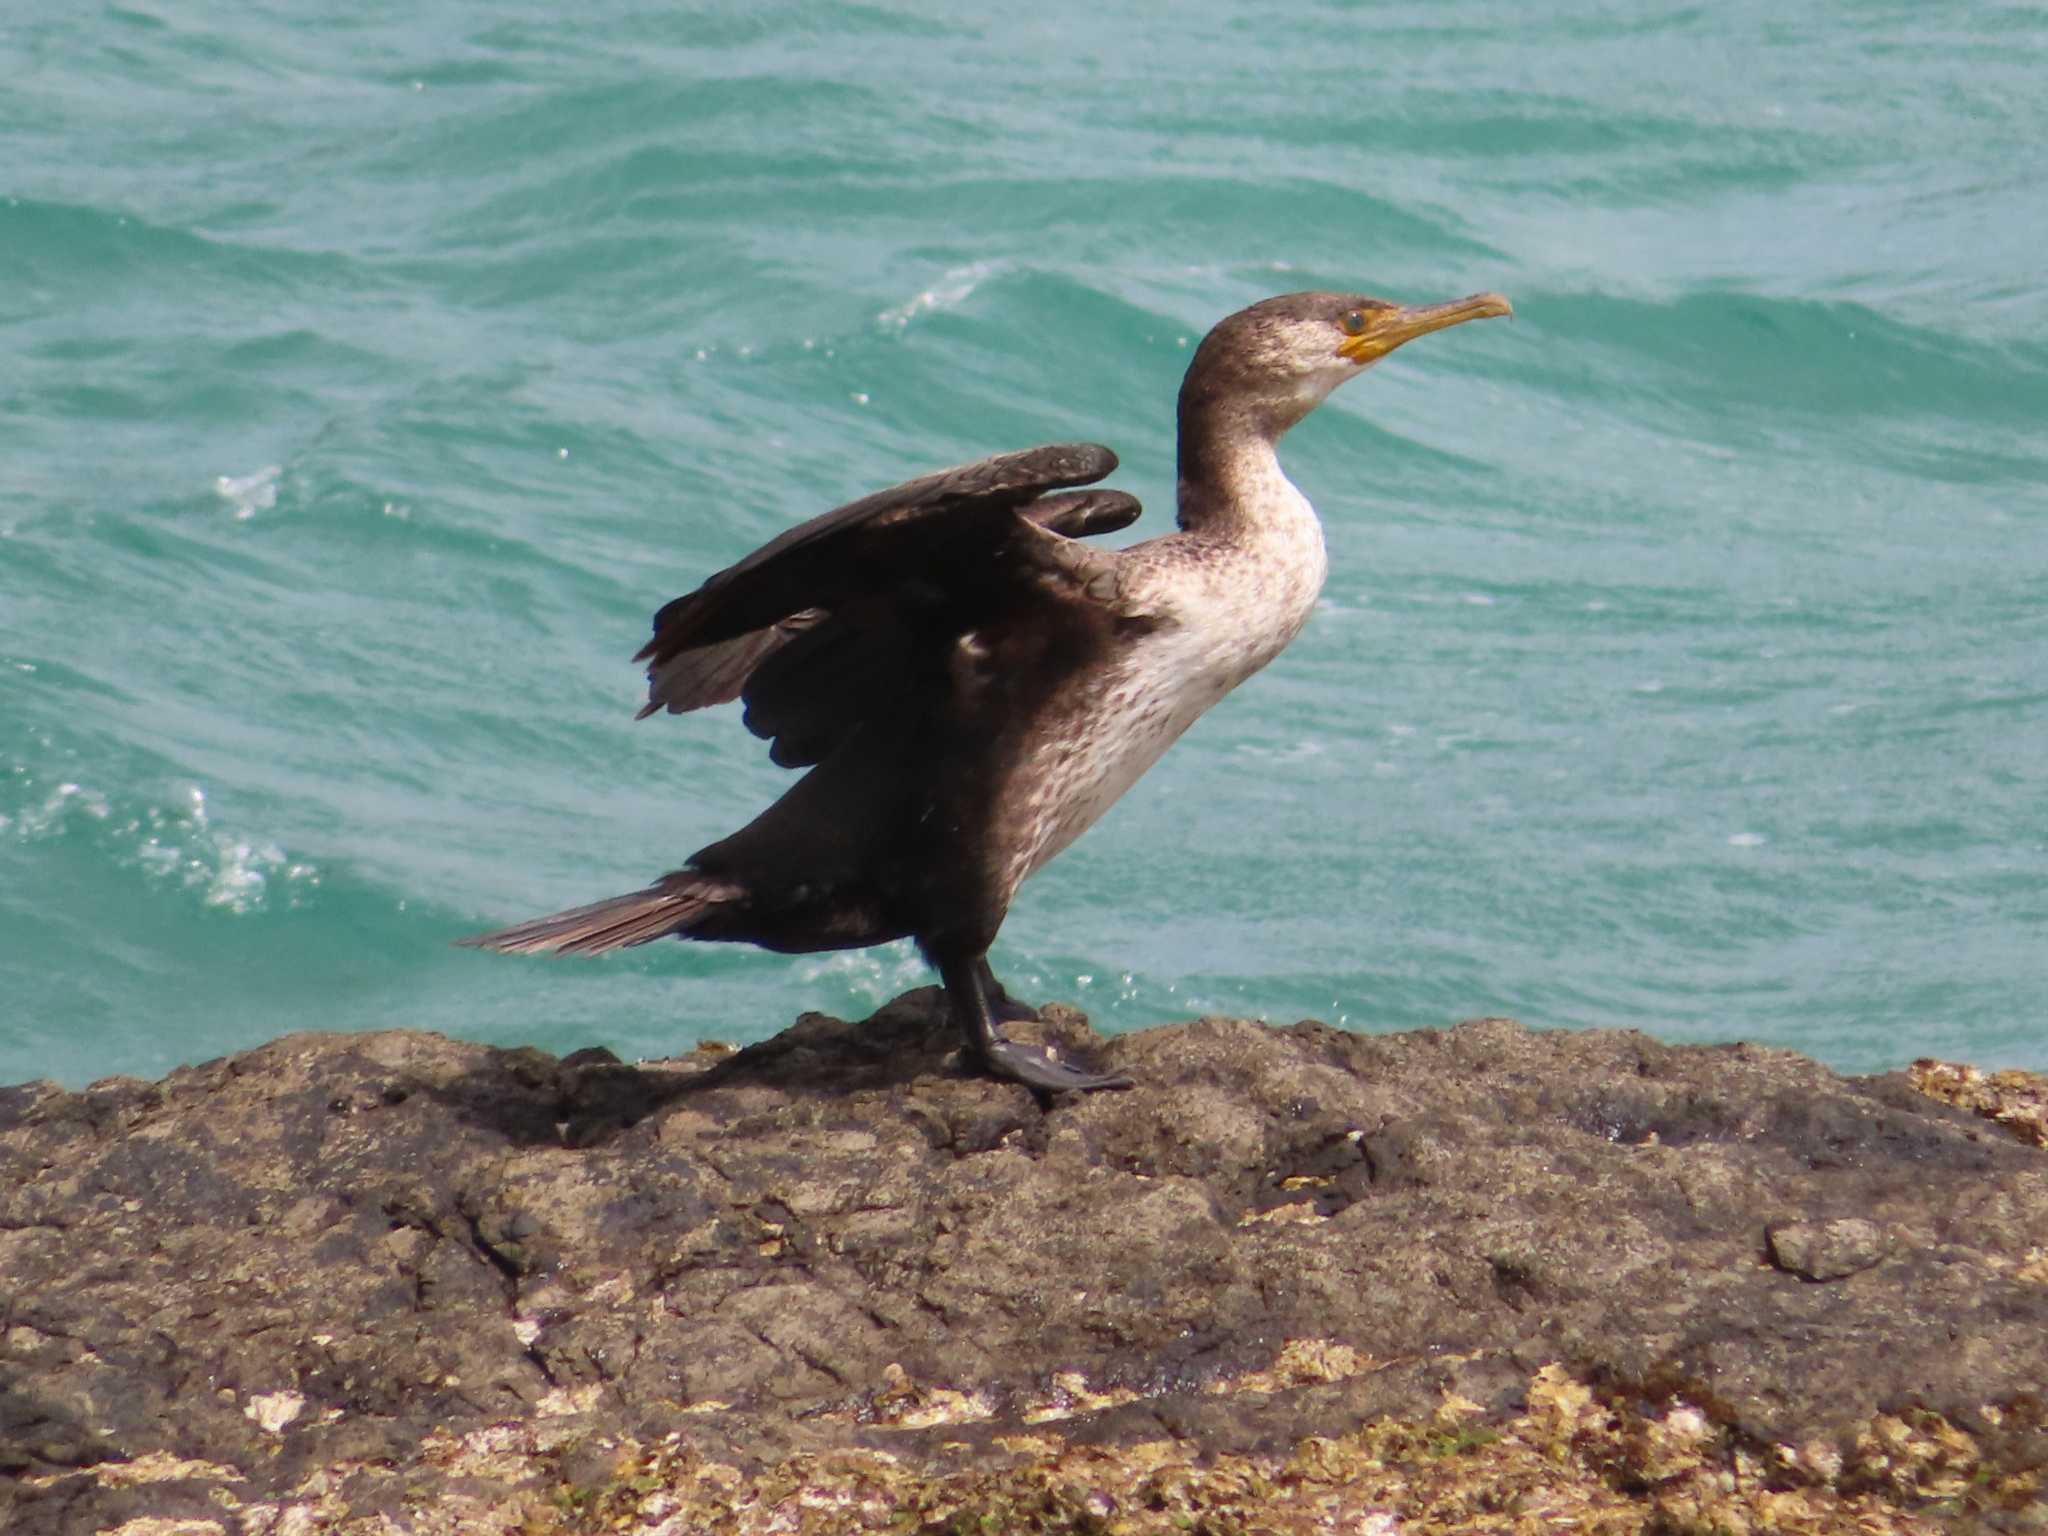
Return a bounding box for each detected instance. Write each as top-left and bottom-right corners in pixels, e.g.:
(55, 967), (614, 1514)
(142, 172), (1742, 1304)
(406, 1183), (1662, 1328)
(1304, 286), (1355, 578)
(940, 952), (1133, 1095)
(979, 1034), (1134, 1094)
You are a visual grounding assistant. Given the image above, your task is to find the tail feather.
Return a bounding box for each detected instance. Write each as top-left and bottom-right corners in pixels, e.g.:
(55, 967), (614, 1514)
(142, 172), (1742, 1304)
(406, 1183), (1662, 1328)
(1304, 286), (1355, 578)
(457, 873), (738, 957)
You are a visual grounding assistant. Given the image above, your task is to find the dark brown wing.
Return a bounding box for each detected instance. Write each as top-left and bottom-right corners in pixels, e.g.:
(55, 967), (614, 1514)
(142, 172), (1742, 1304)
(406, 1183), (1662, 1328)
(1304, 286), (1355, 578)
(635, 443), (1144, 768)
(637, 608), (828, 717)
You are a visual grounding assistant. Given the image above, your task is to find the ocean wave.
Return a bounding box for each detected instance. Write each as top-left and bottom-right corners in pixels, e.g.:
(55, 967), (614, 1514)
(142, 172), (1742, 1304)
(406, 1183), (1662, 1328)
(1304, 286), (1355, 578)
(876, 260), (1004, 329)
(1, 197), (378, 308)
(4, 774), (317, 916)
(1525, 287), (2048, 429)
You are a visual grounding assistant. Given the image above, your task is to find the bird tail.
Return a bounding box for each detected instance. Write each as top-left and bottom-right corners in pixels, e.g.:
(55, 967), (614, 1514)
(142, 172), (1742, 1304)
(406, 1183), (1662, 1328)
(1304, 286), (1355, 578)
(456, 872), (742, 956)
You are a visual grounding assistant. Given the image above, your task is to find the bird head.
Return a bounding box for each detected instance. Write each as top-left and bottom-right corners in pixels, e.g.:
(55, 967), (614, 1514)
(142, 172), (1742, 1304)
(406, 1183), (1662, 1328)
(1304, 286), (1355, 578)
(1181, 289), (1513, 441)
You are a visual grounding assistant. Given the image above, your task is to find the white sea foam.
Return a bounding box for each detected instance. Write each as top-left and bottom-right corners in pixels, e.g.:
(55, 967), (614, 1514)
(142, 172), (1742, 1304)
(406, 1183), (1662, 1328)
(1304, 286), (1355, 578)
(11, 780), (112, 836)
(1236, 739), (1325, 763)
(7, 774), (316, 915)
(215, 465), (281, 520)
(133, 783), (317, 913)
(875, 261), (1001, 329)
(794, 940), (927, 1003)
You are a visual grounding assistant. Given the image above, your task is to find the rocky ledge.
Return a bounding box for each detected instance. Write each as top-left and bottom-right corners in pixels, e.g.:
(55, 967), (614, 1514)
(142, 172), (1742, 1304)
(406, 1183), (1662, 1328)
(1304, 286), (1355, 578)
(3, 994), (2045, 1534)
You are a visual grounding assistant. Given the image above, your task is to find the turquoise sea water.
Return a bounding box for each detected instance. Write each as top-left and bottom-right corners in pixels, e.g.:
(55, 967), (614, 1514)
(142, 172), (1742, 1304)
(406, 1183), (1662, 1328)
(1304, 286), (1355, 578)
(4, 3), (2044, 1089)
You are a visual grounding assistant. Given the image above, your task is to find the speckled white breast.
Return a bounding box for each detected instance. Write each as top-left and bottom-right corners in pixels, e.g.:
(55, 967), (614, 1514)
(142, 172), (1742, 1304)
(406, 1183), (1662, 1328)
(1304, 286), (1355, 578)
(996, 454), (1329, 898)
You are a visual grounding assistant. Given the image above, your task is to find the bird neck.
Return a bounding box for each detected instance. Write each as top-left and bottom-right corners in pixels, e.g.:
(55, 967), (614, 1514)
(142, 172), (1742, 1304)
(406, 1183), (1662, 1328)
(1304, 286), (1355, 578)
(1174, 386), (1301, 536)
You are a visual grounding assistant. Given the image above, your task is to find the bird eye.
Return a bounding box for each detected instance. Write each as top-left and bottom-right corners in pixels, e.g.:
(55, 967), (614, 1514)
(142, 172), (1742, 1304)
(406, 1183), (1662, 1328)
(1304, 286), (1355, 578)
(1341, 309), (1369, 336)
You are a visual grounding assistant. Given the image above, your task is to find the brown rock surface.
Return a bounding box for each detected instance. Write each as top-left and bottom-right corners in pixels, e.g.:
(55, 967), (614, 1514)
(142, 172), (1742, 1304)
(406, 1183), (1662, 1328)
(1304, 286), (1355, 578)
(3, 992), (2045, 1532)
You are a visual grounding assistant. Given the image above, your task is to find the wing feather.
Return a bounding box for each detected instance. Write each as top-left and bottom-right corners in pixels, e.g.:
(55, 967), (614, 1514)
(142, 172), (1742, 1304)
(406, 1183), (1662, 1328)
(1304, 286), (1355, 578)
(637, 609), (826, 720)
(634, 444), (1145, 767)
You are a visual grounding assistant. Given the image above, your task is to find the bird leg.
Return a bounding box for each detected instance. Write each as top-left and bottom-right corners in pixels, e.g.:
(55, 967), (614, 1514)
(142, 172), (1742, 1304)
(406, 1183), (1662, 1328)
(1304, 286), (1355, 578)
(937, 953), (1132, 1093)
(977, 957), (1041, 1023)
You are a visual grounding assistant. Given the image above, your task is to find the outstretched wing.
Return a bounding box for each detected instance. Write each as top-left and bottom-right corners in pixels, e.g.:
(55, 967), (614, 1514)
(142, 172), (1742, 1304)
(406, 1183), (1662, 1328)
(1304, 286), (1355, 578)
(636, 442), (1145, 767)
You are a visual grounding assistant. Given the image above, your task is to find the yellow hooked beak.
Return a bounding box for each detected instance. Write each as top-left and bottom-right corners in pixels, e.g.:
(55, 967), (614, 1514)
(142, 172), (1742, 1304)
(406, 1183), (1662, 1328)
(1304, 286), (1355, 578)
(1337, 291), (1514, 364)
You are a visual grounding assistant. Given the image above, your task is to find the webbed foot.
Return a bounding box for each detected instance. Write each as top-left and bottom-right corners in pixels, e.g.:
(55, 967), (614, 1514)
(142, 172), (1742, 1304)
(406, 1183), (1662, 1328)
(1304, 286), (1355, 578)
(979, 1033), (1133, 1094)
(940, 951), (1133, 1094)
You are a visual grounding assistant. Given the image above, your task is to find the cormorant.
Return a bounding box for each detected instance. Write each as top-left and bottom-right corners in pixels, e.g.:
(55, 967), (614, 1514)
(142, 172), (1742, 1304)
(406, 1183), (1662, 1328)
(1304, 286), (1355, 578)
(461, 290), (1512, 1092)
